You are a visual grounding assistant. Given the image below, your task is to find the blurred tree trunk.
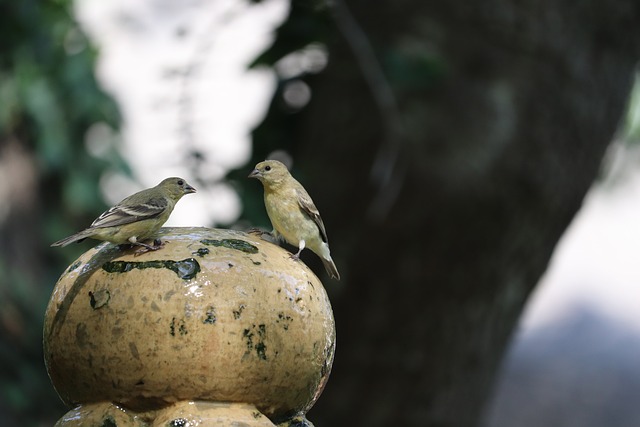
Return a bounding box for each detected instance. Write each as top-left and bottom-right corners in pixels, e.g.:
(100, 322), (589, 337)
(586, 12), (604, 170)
(282, 1), (640, 426)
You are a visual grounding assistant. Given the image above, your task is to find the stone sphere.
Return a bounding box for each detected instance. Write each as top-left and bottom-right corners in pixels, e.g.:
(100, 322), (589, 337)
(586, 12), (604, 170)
(44, 227), (335, 424)
(54, 401), (279, 427)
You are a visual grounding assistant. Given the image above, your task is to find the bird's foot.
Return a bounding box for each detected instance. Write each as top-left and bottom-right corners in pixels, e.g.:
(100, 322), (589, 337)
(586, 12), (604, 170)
(289, 253), (301, 261)
(133, 239), (166, 256)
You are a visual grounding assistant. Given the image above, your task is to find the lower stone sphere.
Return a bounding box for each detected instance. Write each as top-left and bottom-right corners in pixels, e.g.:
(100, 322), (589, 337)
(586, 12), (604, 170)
(44, 227), (335, 423)
(54, 401), (278, 427)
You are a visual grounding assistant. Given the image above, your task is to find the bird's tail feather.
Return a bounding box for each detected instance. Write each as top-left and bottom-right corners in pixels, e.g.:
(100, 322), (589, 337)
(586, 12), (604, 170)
(322, 256), (340, 281)
(317, 242), (340, 280)
(50, 229), (91, 247)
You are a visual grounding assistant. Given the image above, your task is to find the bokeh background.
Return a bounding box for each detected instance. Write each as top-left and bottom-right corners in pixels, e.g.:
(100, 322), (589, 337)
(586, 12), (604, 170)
(1, 0), (640, 426)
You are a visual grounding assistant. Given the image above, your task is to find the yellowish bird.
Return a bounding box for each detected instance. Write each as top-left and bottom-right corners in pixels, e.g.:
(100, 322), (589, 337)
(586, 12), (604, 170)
(51, 177), (196, 251)
(249, 160), (340, 280)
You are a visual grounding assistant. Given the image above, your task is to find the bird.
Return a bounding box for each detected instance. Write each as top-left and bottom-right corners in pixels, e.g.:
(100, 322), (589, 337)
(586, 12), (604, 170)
(249, 160), (340, 280)
(51, 177), (196, 252)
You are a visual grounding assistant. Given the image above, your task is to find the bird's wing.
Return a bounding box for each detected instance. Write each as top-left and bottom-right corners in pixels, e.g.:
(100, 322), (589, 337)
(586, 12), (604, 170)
(90, 197), (168, 228)
(296, 188), (328, 243)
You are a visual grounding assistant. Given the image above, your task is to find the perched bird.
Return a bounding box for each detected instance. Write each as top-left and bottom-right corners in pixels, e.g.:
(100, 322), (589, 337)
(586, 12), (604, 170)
(249, 160), (340, 280)
(51, 177), (196, 252)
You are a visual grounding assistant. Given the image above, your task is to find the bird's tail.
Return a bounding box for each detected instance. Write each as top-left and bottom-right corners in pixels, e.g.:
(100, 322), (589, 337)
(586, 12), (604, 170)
(317, 241), (340, 280)
(322, 256), (340, 280)
(50, 229), (91, 247)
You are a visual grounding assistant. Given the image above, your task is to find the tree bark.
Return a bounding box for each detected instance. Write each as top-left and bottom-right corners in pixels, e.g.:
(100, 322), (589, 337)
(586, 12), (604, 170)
(286, 1), (640, 426)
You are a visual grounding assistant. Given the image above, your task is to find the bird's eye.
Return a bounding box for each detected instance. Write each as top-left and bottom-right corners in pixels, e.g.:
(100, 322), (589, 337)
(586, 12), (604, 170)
(265, 166), (271, 171)
(177, 180), (184, 185)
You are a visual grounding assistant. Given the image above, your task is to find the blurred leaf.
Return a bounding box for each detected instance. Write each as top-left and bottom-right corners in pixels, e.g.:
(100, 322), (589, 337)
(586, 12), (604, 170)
(0, 0), (124, 424)
(250, 1), (332, 68)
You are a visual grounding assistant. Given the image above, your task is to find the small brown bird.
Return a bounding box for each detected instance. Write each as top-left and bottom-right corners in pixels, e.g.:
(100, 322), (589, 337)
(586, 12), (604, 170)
(249, 160), (340, 280)
(51, 177), (196, 252)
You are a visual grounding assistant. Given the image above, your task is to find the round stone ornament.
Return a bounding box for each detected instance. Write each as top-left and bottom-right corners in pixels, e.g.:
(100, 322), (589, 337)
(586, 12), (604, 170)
(44, 227), (335, 426)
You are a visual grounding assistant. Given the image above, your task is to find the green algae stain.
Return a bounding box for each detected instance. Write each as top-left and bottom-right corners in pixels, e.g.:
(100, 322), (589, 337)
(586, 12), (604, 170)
(100, 417), (117, 427)
(203, 305), (217, 324)
(192, 247), (209, 257)
(243, 324), (267, 361)
(200, 239), (258, 254)
(233, 304), (245, 320)
(168, 419), (187, 427)
(170, 317), (188, 336)
(101, 258), (201, 280)
(277, 312), (293, 331)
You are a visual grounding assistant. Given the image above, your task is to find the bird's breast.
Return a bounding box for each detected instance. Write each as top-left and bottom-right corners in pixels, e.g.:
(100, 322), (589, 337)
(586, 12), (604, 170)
(264, 192), (320, 246)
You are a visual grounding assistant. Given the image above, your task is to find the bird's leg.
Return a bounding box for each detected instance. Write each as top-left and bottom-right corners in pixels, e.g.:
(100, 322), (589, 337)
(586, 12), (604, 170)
(132, 242), (161, 255)
(290, 240), (305, 261)
(129, 236), (165, 256)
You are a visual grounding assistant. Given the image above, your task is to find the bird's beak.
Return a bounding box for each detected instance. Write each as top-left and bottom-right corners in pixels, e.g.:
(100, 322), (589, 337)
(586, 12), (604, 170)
(185, 184), (196, 194)
(248, 169), (261, 179)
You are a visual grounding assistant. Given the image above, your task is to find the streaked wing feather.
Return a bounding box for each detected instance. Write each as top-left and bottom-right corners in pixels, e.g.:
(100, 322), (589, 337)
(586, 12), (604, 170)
(90, 197), (167, 228)
(296, 188), (328, 243)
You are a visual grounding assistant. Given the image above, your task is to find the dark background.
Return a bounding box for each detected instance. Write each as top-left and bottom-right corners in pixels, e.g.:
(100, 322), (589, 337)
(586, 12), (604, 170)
(1, 0), (639, 426)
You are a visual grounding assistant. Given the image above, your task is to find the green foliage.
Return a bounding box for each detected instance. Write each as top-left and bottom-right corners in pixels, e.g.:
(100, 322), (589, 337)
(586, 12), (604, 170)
(11, 3), (125, 247)
(0, 0), (123, 424)
(250, 1), (332, 69)
(247, 0), (333, 162)
(0, 0), (124, 243)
